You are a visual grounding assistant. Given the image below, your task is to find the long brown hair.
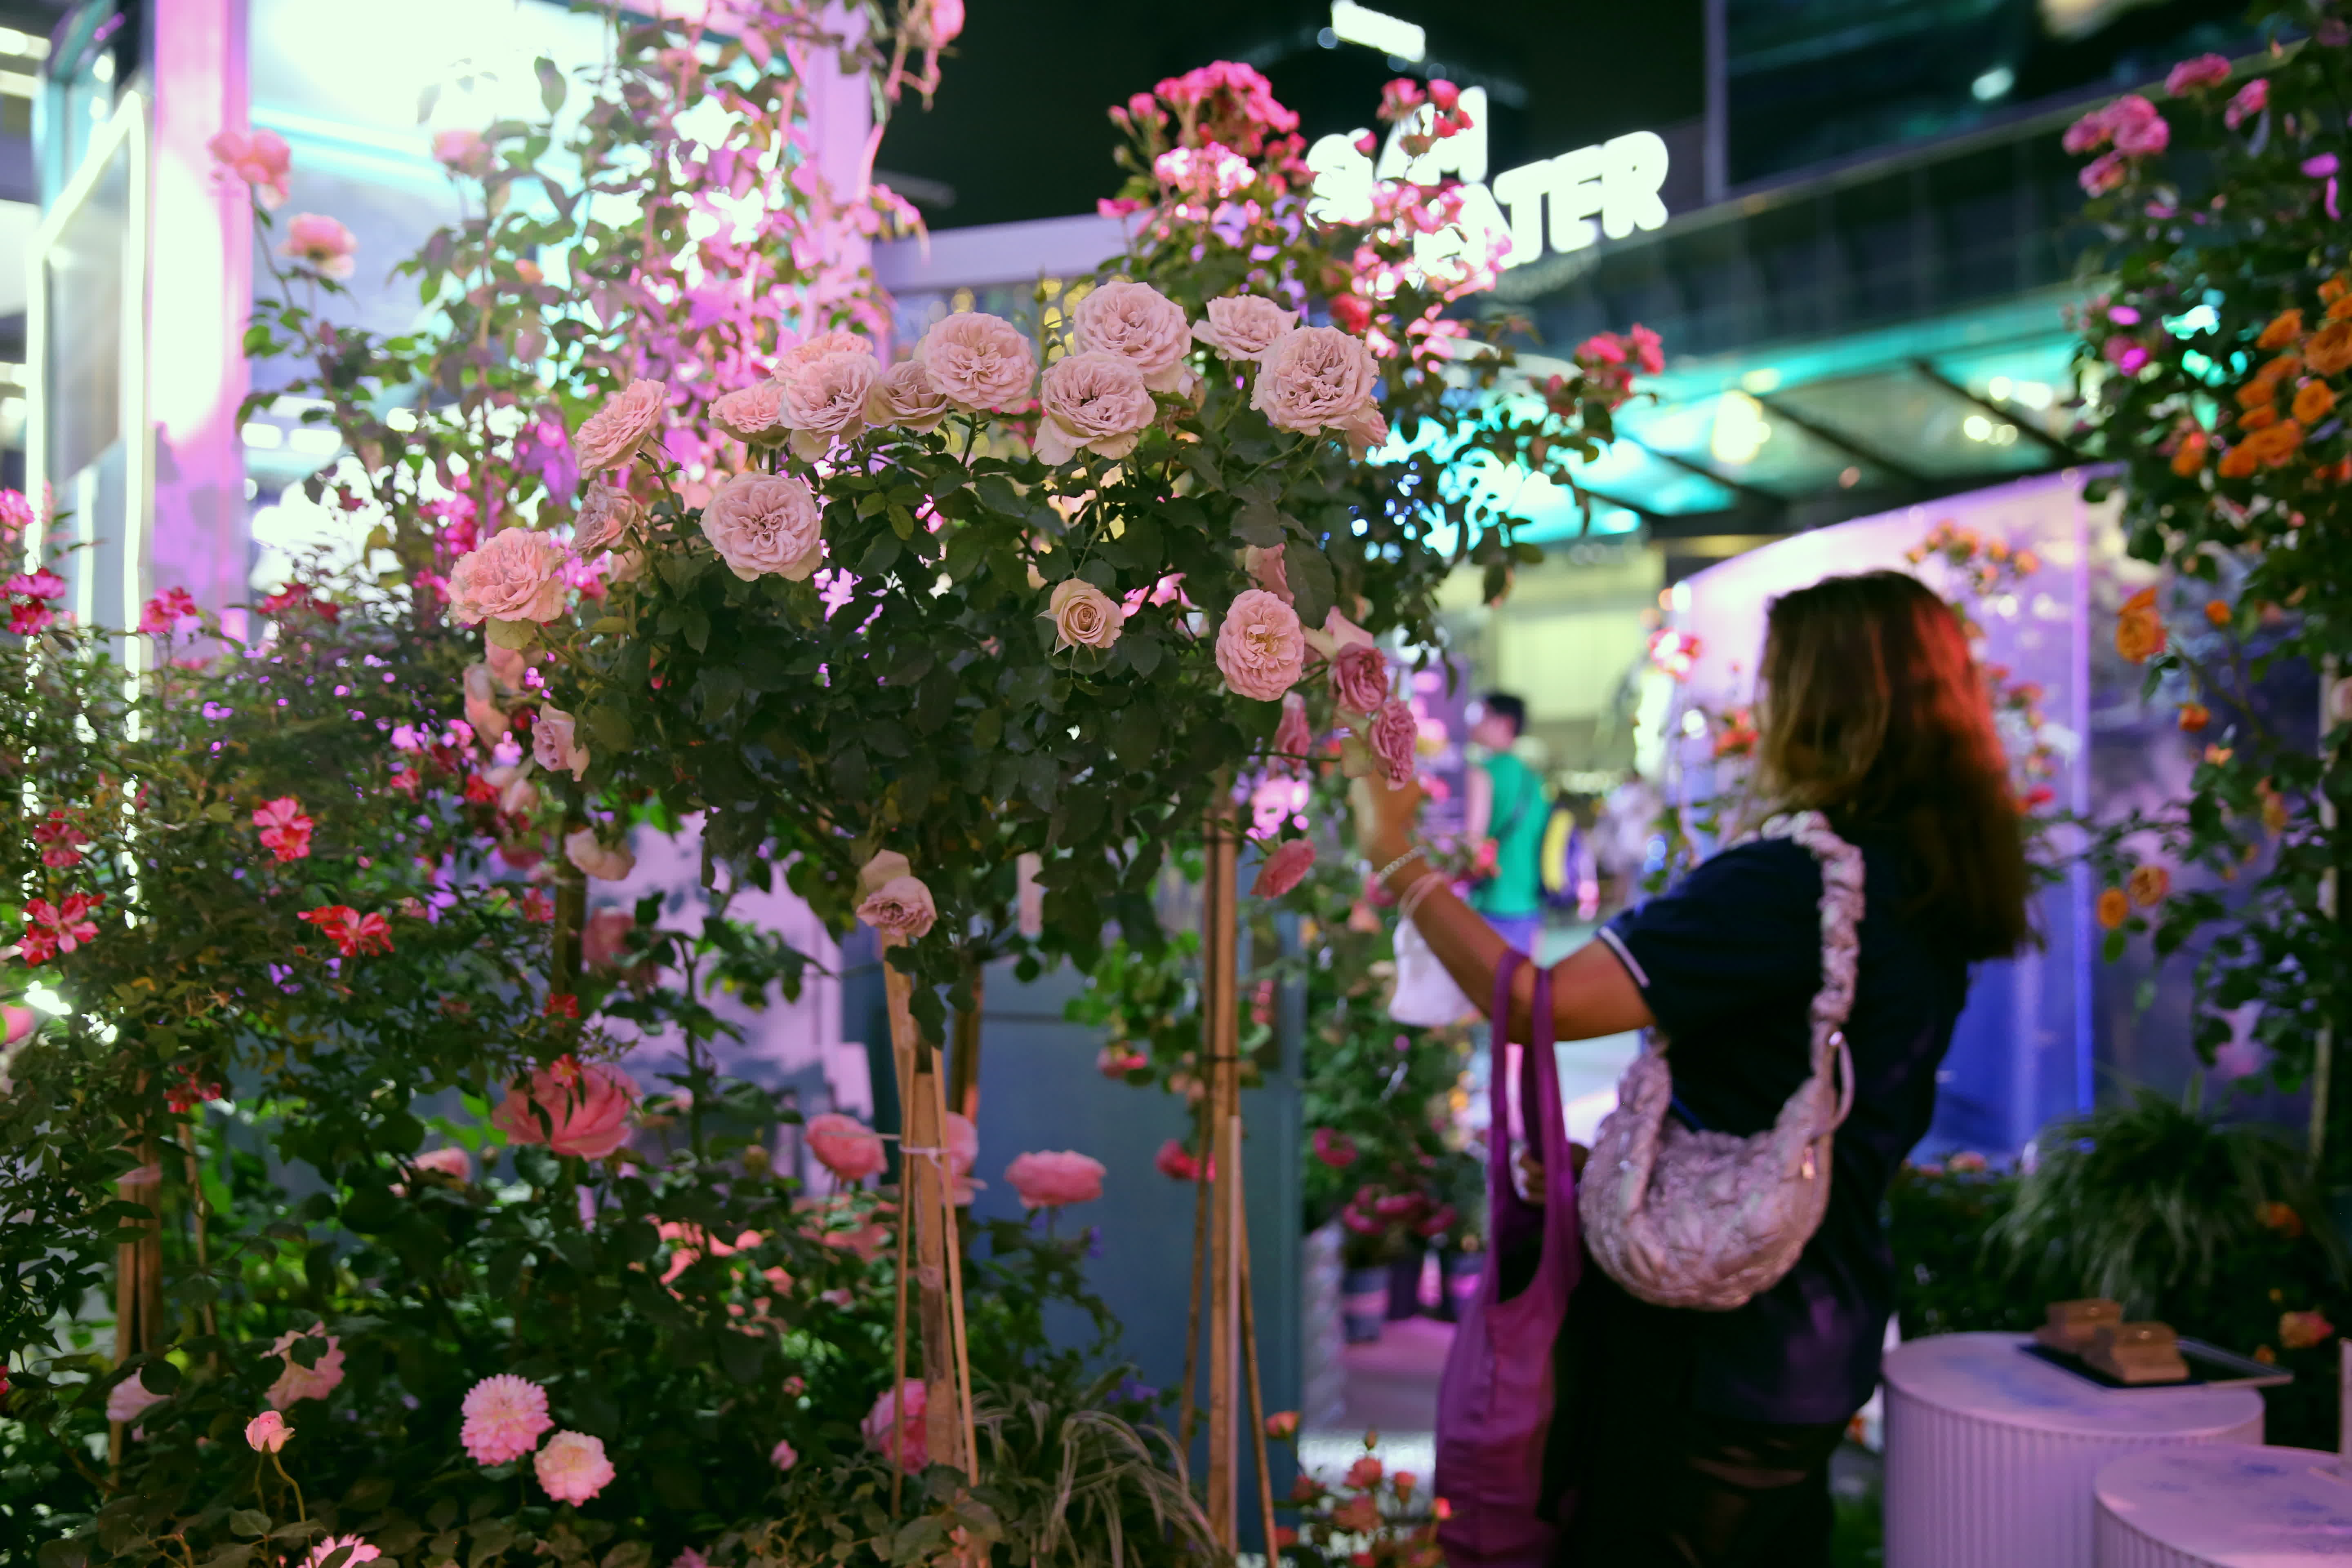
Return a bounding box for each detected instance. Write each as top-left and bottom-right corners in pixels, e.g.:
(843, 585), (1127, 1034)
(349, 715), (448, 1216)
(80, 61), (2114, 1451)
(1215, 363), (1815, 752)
(1755, 570), (2030, 960)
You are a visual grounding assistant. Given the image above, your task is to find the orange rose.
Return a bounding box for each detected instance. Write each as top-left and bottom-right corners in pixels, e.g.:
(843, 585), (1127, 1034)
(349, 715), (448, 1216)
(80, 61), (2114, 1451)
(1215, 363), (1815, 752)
(2218, 444), (2260, 477)
(2331, 294), (2352, 322)
(2281, 1310), (2336, 1351)
(2127, 864), (2170, 908)
(2239, 403), (2279, 431)
(2204, 598), (2232, 627)
(2260, 781), (2290, 833)
(2296, 379), (2339, 423)
(2179, 702), (2210, 731)
(2258, 1200), (2305, 1237)
(2116, 586), (2166, 663)
(2096, 887), (2130, 929)
(2205, 744), (2234, 765)
(2264, 353), (2303, 382)
(2308, 321), (2352, 373)
(2323, 275), (2350, 305)
(2171, 432), (2208, 475)
(2258, 308), (2304, 347)
(2236, 376), (2278, 410)
(2242, 419), (2305, 466)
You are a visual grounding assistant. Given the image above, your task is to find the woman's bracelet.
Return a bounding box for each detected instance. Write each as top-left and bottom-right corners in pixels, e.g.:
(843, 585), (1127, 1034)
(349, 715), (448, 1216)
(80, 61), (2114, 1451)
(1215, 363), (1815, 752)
(1372, 847), (1426, 886)
(1396, 869), (1444, 928)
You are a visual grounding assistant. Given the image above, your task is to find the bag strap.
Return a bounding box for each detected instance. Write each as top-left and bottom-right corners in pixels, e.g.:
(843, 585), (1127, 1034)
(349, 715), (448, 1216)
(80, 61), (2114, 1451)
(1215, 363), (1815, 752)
(1750, 810), (1865, 1132)
(1488, 950), (1526, 1196)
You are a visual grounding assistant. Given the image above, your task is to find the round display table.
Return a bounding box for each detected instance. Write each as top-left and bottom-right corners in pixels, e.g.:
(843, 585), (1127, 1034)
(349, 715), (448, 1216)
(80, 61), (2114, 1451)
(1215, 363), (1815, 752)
(1883, 1332), (2265, 1568)
(2095, 1444), (2352, 1565)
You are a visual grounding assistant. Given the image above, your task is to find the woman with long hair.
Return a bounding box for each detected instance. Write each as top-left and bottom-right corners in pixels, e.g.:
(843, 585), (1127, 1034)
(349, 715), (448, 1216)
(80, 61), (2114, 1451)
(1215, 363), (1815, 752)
(1365, 570), (2030, 1566)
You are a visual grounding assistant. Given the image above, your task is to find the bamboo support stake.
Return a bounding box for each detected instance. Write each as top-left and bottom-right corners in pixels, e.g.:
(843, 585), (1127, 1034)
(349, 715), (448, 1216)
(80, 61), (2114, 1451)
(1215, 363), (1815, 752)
(111, 1145), (164, 1468)
(881, 939), (974, 1479)
(947, 970), (985, 1121)
(1176, 1097), (1211, 1446)
(1203, 806), (1242, 1547)
(927, 1038), (980, 1472)
(1237, 1165), (1281, 1562)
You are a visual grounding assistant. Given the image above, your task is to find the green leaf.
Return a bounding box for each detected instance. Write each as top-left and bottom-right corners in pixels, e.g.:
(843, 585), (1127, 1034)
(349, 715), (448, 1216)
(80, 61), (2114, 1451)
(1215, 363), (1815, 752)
(1287, 545), (1337, 630)
(535, 57), (566, 115)
(416, 83), (441, 124)
(484, 617), (537, 651)
(230, 1511), (272, 1540)
(584, 704), (634, 752)
(1124, 633), (1163, 678)
(1234, 496), (1286, 547)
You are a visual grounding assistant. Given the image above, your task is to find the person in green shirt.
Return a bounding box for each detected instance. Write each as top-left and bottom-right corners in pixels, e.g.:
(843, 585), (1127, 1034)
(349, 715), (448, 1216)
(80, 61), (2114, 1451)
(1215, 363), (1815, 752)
(1465, 692), (1547, 957)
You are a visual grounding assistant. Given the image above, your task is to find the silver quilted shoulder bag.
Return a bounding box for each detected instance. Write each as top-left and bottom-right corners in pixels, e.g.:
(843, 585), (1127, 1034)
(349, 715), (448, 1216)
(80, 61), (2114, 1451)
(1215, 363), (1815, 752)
(1577, 810), (1861, 1311)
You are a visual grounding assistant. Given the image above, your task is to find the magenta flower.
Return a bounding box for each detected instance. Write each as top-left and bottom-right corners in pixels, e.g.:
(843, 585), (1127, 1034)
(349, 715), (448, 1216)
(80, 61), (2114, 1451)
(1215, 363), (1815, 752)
(461, 1374), (552, 1465)
(2079, 151), (2129, 196)
(863, 1381), (929, 1472)
(2164, 53), (2232, 95)
(253, 797), (314, 863)
(1252, 837), (1316, 899)
(2224, 79), (2267, 129)
(18, 893), (103, 964)
(1312, 1128), (1359, 1169)
(139, 586), (199, 635)
(1366, 699), (1421, 788)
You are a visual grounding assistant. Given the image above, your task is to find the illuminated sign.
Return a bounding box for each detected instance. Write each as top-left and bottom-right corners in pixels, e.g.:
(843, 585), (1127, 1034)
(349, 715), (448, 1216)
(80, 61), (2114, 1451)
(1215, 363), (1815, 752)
(1306, 86), (1672, 273)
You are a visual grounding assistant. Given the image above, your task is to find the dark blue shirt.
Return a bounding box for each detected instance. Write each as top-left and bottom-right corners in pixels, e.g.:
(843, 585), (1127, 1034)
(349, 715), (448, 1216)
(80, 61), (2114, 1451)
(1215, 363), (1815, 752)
(1598, 831), (1970, 1424)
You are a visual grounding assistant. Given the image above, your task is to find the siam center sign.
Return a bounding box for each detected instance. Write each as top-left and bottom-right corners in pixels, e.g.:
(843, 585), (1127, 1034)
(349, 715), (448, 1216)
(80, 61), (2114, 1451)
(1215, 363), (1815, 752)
(1305, 86), (1673, 274)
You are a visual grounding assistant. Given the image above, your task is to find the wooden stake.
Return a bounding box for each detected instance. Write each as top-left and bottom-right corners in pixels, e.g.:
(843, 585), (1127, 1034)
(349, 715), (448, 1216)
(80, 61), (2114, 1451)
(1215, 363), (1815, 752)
(947, 965), (985, 1122)
(882, 941), (973, 1479)
(111, 1146), (163, 1468)
(1237, 1169), (1281, 1562)
(1203, 806), (1242, 1548)
(1176, 1097), (1210, 1446)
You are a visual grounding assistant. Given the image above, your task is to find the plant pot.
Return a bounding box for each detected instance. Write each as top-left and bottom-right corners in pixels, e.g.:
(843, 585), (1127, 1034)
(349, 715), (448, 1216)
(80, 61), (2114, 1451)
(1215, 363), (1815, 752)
(1439, 1248), (1484, 1323)
(1386, 1247), (1427, 1320)
(1341, 1265), (1390, 1343)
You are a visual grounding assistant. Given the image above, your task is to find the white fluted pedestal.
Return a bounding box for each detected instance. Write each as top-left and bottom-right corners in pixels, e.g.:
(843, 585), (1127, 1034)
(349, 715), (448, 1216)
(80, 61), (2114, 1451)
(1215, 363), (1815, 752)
(1883, 1333), (2265, 1568)
(2095, 1445), (2352, 1565)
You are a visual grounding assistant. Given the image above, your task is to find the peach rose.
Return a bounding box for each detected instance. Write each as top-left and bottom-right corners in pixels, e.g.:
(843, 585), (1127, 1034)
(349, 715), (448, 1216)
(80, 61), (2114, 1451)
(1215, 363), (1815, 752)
(449, 527), (568, 626)
(492, 1057), (641, 1159)
(282, 214), (357, 280)
(1272, 691), (1312, 772)
(565, 827), (635, 882)
(1073, 278), (1196, 395)
(779, 330), (874, 374)
(857, 875), (938, 941)
(866, 359), (953, 431)
(1254, 837), (1315, 898)
(532, 706), (590, 780)
(915, 312), (1037, 411)
(570, 481), (640, 555)
(432, 127), (493, 178)
(1034, 350), (1157, 464)
(534, 1430), (616, 1505)
(245, 1410), (292, 1452)
(209, 127), (291, 209)
(1367, 699), (1419, 788)
(574, 379), (667, 473)
(1047, 578), (1124, 651)
(806, 1111), (887, 1181)
(1252, 325), (1380, 439)
(266, 1327), (345, 1409)
(1329, 642), (1391, 715)
(1215, 588), (1307, 701)
(581, 908), (637, 971)
(1004, 1149), (1105, 1208)
(778, 348), (878, 460)
(412, 1145), (472, 1182)
(463, 663), (507, 737)
(711, 380), (787, 445)
(1194, 294), (1298, 362)
(1245, 543), (1291, 603)
(701, 471), (824, 581)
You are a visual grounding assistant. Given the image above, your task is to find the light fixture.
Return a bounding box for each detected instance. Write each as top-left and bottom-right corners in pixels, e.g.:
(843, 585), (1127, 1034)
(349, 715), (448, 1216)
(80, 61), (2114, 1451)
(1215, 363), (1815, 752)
(1710, 390), (1772, 466)
(241, 422), (284, 449)
(1963, 414), (1993, 441)
(1330, 1), (1425, 64)
(1971, 65), (2015, 102)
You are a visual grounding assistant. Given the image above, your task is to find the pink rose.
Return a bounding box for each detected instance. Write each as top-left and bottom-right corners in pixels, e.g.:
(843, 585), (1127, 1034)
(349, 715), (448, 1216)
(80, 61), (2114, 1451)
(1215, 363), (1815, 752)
(486, 641), (532, 691)
(1073, 278), (1196, 395)
(1366, 699), (1419, 788)
(413, 1145), (472, 1182)
(1245, 543), (1291, 602)
(1004, 1149), (1105, 1208)
(208, 127), (291, 208)
(862, 1381), (928, 1472)
(4, 1003), (35, 1046)
(107, 1375), (166, 1425)
(1272, 691), (1312, 773)
(2107, 97), (2169, 156)
(534, 1430), (616, 1505)
(2165, 53), (2232, 95)
(1328, 641), (1390, 715)
(1215, 588), (1306, 702)
(433, 127), (494, 178)
(779, 331), (873, 374)
(462, 664), (506, 737)
(1098, 1044), (1148, 1076)
(770, 1438), (799, 1471)
(915, 312), (1037, 411)
(1047, 577), (1124, 650)
(460, 1373), (552, 1465)
(449, 527), (568, 626)
(1312, 1128), (1358, 1169)
(911, 0), (963, 47)
(300, 1538), (380, 1568)
(866, 359), (953, 432)
(1253, 837), (1315, 898)
(806, 1112), (887, 1182)
(856, 875), (938, 940)
(2225, 78), (2267, 129)
(2079, 151), (2128, 197)
(532, 706), (590, 780)
(492, 1058), (642, 1159)
(1252, 325), (1380, 438)
(245, 1410), (292, 1452)
(1194, 294), (1298, 363)
(1155, 1139), (1200, 1181)
(1034, 351), (1158, 464)
(711, 381), (787, 445)
(1338, 402), (1390, 460)
(571, 481), (639, 555)
(266, 1327), (345, 1409)
(701, 472), (823, 582)
(582, 908), (637, 971)
(564, 827), (635, 882)
(282, 214), (358, 280)
(778, 349), (878, 460)
(573, 379), (667, 473)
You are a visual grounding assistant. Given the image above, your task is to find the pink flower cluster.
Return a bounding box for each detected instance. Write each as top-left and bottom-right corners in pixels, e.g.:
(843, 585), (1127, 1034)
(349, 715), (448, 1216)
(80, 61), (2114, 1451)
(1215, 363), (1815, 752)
(298, 904), (392, 958)
(18, 893), (102, 964)
(32, 811), (88, 870)
(253, 797), (314, 862)
(5, 567), (65, 636)
(2065, 95), (2169, 196)
(208, 127), (291, 208)
(140, 586), (200, 636)
(1004, 1149), (1105, 1208)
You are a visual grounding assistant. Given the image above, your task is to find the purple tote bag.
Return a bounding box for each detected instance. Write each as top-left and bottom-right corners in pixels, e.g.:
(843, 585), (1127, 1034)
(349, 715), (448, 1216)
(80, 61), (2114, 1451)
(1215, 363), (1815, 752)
(1434, 951), (1580, 1566)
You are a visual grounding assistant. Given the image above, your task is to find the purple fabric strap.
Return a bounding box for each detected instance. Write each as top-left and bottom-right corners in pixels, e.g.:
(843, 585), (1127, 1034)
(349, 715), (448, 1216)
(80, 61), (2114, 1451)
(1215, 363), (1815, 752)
(1488, 951), (1558, 1260)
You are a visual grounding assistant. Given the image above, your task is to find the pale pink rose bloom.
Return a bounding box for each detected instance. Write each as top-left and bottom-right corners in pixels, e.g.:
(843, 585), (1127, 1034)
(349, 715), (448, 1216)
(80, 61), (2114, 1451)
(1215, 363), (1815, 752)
(1047, 578), (1124, 651)
(107, 1376), (166, 1425)
(866, 359), (953, 432)
(1245, 543), (1291, 602)
(770, 1437), (799, 1471)
(493, 1058), (641, 1159)
(863, 1381), (929, 1472)
(4, 1003), (34, 1045)
(778, 330), (875, 374)
(915, 312), (1037, 411)
(301, 1537), (381, 1568)
(857, 875), (938, 940)
(533, 706), (590, 780)
(463, 664), (506, 737)
(806, 1112), (887, 1182)
(413, 1145), (473, 1183)
(1304, 606), (1376, 661)
(1194, 295), (1298, 362)
(565, 827), (635, 882)
(1338, 401), (1390, 460)
(534, 1429), (616, 1505)
(432, 127), (494, 178)
(573, 379), (667, 473)
(711, 380), (788, 445)
(1004, 1149), (1105, 1208)
(911, 0), (963, 47)
(1072, 278), (1196, 395)
(489, 764), (537, 816)
(245, 1410), (292, 1452)
(486, 641), (532, 692)
(1252, 325), (1381, 437)
(282, 214), (358, 281)
(208, 128), (291, 208)
(572, 482), (640, 556)
(460, 1373), (553, 1465)
(945, 1110), (980, 1206)
(1035, 350), (1158, 464)
(1329, 642), (1391, 714)
(1272, 691), (1312, 772)
(779, 349), (878, 460)
(701, 472), (824, 582)
(582, 908), (637, 971)
(448, 527), (567, 626)
(266, 1327), (345, 1409)
(1253, 837), (1316, 898)
(1366, 699), (1419, 788)
(1215, 589), (1307, 701)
